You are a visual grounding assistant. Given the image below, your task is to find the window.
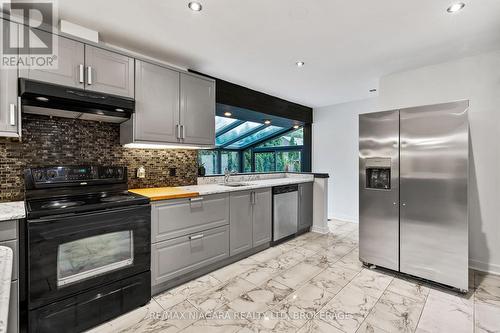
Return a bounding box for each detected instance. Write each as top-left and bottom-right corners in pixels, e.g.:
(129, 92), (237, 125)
(198, 112), (307, 175)
(258, 128), (303, 147)
(216, 121), (262, 146)
(243, 150), (252, 172)
(276, 151), (302, 172)
(226, 126), (284, 149)
(221, 151), (239, 172)
(254, 152), (275, 172)
(198, 150), (218, 175)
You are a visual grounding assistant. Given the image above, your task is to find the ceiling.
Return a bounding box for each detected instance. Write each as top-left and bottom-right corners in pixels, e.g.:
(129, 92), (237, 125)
(57, 0), (500, 107)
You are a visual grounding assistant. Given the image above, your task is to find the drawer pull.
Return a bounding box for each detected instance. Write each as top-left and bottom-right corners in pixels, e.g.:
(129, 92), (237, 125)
(189, 234), (204, 240)
(190, 197), (204, 203)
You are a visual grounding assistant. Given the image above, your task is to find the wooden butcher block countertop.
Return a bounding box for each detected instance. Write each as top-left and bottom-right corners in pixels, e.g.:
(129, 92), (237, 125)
(128, 187), (199, 201)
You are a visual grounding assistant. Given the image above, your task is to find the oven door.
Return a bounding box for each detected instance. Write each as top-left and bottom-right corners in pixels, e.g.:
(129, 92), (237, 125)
(27, 205), (150, 309)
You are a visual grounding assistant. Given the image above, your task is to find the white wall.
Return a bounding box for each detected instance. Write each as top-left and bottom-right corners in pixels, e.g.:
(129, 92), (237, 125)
(312, 98), (377, 222)
(312, 49), (500, 273)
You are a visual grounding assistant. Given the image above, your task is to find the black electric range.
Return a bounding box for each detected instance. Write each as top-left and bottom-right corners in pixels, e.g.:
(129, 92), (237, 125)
(21, 166), (151, 333)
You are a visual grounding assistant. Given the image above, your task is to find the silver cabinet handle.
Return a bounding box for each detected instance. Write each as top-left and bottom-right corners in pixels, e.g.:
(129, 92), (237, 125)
(402, 203), (406, 207)
(9, 103), (16, 126)
(190, 197), (204, 203)
(189, 234), (204, 240)
(79, 64), (84, 83)
(181, 124), (185, 140)
(393, 202), (397, 205)
(176, 124), (180, 140)
(87, 66), (92, 85)
(251, 192), (256, 205)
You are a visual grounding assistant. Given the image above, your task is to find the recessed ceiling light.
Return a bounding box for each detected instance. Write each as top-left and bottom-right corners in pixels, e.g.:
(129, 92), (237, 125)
(224, 111), (232, 117)
(293, 125), (300, 129)
(264, 120), (271, 125)
(296, 61), (305, 67)
(188, 2), (202, 11)
(447, 2), (465, 13)
(36, 96), (49, 102)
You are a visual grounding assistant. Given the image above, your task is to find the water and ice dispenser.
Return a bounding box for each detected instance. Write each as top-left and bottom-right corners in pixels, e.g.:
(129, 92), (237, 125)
(365, 158), (391, 190)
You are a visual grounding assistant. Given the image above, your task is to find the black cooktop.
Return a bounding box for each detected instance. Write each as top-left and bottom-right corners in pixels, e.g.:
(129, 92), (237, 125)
(26, 191), (149, 219)
(24, 166), (150, 219)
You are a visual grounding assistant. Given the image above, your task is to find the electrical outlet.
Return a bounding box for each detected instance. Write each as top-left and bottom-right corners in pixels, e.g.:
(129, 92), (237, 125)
(137, 166), (146, 178)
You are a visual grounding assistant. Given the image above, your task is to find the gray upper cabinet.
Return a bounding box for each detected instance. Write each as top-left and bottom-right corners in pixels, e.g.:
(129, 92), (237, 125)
(229, 191), (253, 256)
(133, 60), (180, 143)
(298, 182), (313, 231)
(252, 188), (272, 247)
(19, 33), (85, 88)
(84, 45), (134, 98)
(0, 19), (19, 137)
(180, 73), (215, 146)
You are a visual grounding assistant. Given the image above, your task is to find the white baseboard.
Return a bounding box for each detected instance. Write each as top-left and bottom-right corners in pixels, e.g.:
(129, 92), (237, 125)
(469, 259), (500, 275)
(330, 215), (358, 224)
(311, 225), (329, 234)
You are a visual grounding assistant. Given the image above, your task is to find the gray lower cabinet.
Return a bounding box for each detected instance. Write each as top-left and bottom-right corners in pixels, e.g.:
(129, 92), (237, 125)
(150, 194), (230, 289)
(126, 60), (180, 143)
(152, 225), (229, 286)
(0, 19), (20, 137)
(8, 280), (18, 333)
(19, 32), (85, 88)
(0, 220), (18, 333)
(298, 182), (314, 231)
(152, 193), (229, 243)
(85, 45), (135, 98)
(230, 188), (272, 256)
(229, 191), (253, 256)
(252, 188), (272, 247)
(180, 73), (215, 146)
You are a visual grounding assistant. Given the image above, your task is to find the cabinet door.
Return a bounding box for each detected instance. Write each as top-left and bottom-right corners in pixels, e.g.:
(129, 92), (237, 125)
(298, 183), (313, 231)
(179, 73), (215, 146)
(134, 60), (180, 143)
(252, 188), (272, 247)
(152, 226), (229, 286)
(7, 280), (18, 333)
(229, 191), (253, 256)
(84, 45), (134, 98)
(0, 20), (19, 136)
(19, 32), (85, 88)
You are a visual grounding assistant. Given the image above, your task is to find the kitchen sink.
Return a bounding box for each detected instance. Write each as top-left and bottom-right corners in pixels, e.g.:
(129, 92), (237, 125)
(221, 182), (252, 187)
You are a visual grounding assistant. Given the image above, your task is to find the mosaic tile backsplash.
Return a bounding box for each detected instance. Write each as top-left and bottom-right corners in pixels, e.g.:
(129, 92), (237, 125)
(0, 114), (198, 201)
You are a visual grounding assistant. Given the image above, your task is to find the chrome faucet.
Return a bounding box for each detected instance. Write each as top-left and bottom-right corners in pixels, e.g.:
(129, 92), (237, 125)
(224, 169), (237, 184)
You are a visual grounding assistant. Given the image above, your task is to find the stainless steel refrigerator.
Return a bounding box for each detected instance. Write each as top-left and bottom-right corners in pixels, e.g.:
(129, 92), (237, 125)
(359, 100), (469, 291)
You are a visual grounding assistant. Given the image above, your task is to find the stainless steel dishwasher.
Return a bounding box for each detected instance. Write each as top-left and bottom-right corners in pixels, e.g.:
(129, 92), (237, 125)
(272, 184), (298, 242)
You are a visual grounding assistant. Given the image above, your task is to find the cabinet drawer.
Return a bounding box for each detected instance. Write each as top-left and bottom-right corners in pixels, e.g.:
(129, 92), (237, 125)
(152, 225), (229, 286)
(8, 280), (18, 333)
(152, 193), (229, 243)
(0, 240), (17, 281)
(0, 220), (17, 242)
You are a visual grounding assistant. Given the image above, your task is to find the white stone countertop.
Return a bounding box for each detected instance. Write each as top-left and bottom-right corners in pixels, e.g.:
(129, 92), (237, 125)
(0, 246), (12, 333)
(177, 174), (314, 196)
(0, 202), (25, 222)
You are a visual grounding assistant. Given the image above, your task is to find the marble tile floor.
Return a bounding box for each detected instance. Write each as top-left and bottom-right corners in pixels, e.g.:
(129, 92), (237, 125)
(88, 220), (500, 333)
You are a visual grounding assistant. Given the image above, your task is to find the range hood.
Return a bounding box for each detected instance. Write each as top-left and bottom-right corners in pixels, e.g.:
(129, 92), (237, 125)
(19, 79), (135, 123)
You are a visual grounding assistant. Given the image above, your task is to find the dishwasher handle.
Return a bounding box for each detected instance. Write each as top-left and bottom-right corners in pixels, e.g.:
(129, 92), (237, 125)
(272, 184), (298, 195)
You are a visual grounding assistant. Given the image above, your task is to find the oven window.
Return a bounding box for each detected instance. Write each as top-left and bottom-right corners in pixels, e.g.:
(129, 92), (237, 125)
(57, 230), (134, 287)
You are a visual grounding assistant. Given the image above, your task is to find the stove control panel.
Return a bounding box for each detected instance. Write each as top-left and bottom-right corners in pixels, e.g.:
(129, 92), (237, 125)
(27, 166), (127, 185)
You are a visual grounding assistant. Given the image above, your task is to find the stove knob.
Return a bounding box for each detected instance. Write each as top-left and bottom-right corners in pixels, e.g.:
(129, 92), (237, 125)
(47, 170), (57, 179)
(34, 171), (43, 181)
